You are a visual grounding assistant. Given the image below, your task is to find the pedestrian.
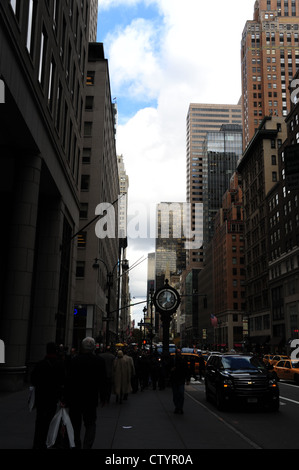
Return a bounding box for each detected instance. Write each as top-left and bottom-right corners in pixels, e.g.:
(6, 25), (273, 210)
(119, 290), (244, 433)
(113, 350), (131, 403)
(170, 348), (190, 414)
(65, 337), (106, 449)
(130, 345), (140, 393)
(138, 350), (150, 390)
(31, 342), (65, 449)
(158, 352), (168, 390)
(149, 350), (160, 390)
(100, 345), (115, 403)
(198, 353), (205, 381)
(123, 348), (136, 400)
(189, 354), (197, 381)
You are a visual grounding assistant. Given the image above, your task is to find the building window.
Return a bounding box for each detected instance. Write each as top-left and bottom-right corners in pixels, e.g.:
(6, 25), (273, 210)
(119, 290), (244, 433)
(85, 95), (94, 110)
(80, 203), (88, 219)
(26, 0), (37, 56)
(86, 71), (95, 86)
(38, 26), (48, 87)
(84, 121), (92, 136)
(77, 231), (87, 248)
(76, 261), (85, 278)
(80, 174), (90, 191)
(10, 0), (21, 20)
(82, 148), (91, 164)
(48, 56), (56, 112)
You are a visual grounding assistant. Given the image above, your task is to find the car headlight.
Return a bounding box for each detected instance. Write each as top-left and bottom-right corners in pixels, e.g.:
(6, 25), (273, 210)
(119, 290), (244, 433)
(223, 379), (234, 389)
(268, 379), (278, 388)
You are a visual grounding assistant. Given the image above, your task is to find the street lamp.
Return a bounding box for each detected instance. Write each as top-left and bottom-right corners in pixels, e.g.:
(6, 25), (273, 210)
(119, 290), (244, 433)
(93, 257), (119, 347)
(93, 257), (129, 345)
(143, 306), (147, 343)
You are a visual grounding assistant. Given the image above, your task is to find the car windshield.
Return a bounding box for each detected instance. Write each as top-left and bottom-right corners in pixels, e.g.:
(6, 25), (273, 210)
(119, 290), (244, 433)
(221, 356), (266, 371)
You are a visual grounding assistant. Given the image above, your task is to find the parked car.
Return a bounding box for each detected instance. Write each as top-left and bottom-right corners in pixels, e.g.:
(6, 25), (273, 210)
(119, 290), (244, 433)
(205, 353), (279, 411)
(272, 359), (299, 384)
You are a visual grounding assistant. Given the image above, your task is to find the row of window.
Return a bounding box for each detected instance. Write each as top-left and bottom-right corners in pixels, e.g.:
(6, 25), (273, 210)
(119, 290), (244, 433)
(8, 1), (91, 185)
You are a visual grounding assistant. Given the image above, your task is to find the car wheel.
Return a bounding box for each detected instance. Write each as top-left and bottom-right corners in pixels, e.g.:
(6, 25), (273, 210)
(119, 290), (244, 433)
(268, 399), (280, 412)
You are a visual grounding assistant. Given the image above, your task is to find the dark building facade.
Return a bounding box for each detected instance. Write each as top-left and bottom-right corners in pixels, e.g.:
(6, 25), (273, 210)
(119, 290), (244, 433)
(237, 116), (288, 350)
(267, 69), (299, 351)
(74, 43), (120, 349)
(211, 172), (246, 350)
(0, 0), (94, 390)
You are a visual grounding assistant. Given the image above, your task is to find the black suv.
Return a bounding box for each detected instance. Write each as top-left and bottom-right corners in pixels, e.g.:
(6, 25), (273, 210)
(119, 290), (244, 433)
(205, 354), (279, 411)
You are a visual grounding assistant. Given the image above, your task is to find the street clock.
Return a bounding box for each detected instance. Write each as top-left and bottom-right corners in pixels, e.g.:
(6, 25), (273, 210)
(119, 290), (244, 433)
(153, 280), (181, 316)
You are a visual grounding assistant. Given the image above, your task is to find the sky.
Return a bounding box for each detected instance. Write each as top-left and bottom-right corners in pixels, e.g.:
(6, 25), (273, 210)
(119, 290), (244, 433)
(96, 0), (255, 325)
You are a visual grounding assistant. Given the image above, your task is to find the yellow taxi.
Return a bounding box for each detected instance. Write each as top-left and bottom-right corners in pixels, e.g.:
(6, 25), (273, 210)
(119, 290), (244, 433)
(268, 355), (289, 366)
(272, 359), (299, 384)
(170, 352), (203, 376)
(263, 354), (274, 365)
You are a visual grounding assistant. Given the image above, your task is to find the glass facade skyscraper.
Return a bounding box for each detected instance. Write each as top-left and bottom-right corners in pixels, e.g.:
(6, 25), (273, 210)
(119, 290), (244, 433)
(186, 103), (242, 268)
(202, 124), (243, 249)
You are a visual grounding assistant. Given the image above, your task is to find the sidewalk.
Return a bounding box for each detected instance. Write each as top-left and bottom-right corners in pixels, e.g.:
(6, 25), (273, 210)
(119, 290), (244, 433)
(0, 380), (254, 452)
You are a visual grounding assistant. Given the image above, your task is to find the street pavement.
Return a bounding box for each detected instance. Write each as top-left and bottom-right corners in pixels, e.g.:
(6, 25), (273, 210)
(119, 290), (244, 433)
(0, 379), (257, 462)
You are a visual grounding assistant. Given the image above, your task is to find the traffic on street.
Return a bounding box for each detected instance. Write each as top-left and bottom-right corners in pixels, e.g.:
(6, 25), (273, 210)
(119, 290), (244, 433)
(187, 373), (299, 449)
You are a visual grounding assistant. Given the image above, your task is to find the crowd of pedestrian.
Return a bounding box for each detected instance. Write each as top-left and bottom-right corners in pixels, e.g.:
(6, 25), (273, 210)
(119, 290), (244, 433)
(30, 338), (202, 449)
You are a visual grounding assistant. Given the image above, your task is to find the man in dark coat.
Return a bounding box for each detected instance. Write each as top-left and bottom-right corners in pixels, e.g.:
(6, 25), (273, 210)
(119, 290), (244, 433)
(170, 349), (190, 414)
(31, 342), (65, 449)
(66, 337), (106, 449)
(100, 345), (115, 403)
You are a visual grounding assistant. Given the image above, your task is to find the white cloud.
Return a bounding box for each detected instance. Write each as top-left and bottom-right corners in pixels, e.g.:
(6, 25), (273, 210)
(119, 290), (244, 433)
(98, 0), (254, 297)
(98, 0), (145, 10)
(106, 18), (163, 101)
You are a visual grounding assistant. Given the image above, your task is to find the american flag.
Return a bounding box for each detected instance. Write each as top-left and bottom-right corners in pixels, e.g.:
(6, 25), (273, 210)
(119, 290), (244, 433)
(210, 314), (218, 327)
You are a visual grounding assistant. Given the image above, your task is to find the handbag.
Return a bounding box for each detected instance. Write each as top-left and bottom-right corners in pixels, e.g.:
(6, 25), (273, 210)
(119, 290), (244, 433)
(28, 386), (35, 412)
(46, 405), (75, 449)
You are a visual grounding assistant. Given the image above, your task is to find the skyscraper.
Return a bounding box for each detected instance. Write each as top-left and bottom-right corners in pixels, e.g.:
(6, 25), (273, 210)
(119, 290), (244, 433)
(241, 0), (299, 149)
(155, 202), (186, 288)
(186, 103), (242, 269)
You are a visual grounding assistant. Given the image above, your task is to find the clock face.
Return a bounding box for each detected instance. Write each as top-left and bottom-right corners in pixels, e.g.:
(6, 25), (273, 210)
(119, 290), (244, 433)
(156, 289), (177, 310)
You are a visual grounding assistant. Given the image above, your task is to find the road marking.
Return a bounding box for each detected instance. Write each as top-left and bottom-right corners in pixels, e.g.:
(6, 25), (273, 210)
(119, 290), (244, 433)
(186, 391), (262, 449)
(280, 396), (299, 405)
(279, 381), (299, 389)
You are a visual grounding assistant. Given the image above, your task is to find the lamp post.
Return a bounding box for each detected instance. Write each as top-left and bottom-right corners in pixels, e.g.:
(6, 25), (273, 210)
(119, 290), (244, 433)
(153, 280), (181, 355)
(143, 306), (147, 344)
(93, 257), (119, 347)
(116, 258), (129, 341)
(148, 290), (154, 353)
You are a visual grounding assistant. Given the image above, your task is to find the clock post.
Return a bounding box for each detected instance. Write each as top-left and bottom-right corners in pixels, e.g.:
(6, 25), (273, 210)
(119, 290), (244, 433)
(153, 280), (181, 355)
